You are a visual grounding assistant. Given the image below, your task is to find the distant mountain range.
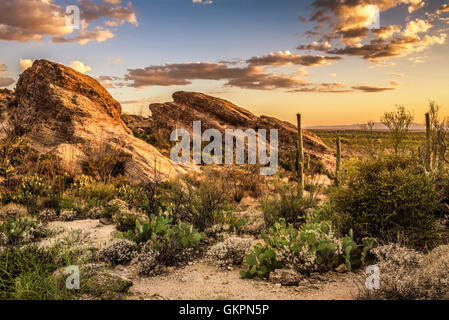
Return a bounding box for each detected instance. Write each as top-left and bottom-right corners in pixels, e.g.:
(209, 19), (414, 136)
(306, 122), (426, 132)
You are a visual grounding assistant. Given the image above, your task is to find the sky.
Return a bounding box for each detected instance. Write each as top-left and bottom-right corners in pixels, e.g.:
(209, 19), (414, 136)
(0, 0), (448, 126)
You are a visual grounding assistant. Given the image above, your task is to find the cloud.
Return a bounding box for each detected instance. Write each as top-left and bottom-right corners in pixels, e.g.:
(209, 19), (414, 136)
(390, 80), (401, 86)
(124, 50), (343, 91)
(352, 84), (396, 92)
(193, 0), (213, 4)
(329, 73), (337, 77)
(52, 20), (114, 45)
(125, 61), (309, 90)
(69, 60), (92, 74)
(297, 41), (332, 51)
(77, 0), (138, 26)
(300, 0), (445, 63)
(0, 63), (15, 87)
(0, 0), (136, 44)
(289, 82), (353, 93)
(328, 32), (446, 62)
(246, 51), (341, 67)
(390, 73), (405, 78)
(0, 77), (15, 88)
(19, 59), (34, 71)
(108, 57), (123, 65)
(0, 0), (73, 42)
(373, 25), (402, 40)
(437, 4), (449, 14)
(402, 19), (432, 37)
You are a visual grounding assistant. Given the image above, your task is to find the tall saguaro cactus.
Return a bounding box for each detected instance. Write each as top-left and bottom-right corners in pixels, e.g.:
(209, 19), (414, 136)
(290, 150), (296, 179)
(296, 113), (304, 196)
(425, 112), (432, 171)
(336, 137), (341, 186)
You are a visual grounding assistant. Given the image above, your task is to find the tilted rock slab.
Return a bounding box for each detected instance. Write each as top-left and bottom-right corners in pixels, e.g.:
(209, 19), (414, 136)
(150, 91), (335, 167)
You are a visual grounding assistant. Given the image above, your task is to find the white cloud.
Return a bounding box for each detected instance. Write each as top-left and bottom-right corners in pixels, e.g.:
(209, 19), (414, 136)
(193, 0), (213, 5)
(69, 60), (92, 74)
(19, 59), (34, 71)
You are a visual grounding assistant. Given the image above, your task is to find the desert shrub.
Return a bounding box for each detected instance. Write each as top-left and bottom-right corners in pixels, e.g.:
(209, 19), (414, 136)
(218, 211), (248, 236)
(132, 251), (161, 276)
(72, 175), (116, 204)
(85, 149), (131, 183)
(224, 166), (263, 201)
(101, 199), (128, 219)
(117, 213), (204, 266)
(434, 170), (449, 214)
(0, 137), (34, 179)
(360, 244), (449, 300)
(57, 195), (83, 215)
(261, 184), (316, 228)
(0, 244), (85, 300)
(112, 208), (148, 232)
(0, 216), (48, 245)
(98, 239), (138, 266)
(207, 237), (253, 268)
(165, 170), (232, 231)
(116, 184), (144, 206)
(0, 203), (28, 219)
(240, 218), (375, 279)
(18, 174), (52, 214)
(331, 155), (442, 248)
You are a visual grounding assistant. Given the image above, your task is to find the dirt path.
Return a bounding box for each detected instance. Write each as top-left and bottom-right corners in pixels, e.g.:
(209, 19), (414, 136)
(129, 260), (360, 300)
(42, 219), (361, 300)
(43, 219), (117, 248)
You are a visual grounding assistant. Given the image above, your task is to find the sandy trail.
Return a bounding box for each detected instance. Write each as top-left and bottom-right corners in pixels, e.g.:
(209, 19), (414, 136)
(42, 219), (361, 300)
(129, 260), (360, 300)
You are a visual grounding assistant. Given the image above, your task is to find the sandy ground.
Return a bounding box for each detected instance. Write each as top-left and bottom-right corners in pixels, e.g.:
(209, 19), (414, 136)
(42, 218), (361, 300)
(128, 260), (360, 300)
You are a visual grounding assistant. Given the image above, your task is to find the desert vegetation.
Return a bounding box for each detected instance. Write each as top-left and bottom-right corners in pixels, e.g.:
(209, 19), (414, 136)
(1, 97), (449, 300)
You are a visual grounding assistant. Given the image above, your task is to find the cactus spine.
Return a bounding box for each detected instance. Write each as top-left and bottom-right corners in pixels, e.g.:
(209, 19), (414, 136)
(425, 112), (432, 171)
(296, 113), (304, 196)
(336, 137), (341, 186)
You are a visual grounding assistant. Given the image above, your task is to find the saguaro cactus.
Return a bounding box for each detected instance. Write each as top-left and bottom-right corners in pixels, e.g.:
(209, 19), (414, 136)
(305, 154), (310, 172)
(290, 150), (296, 179)
(296, 113), (304, 196)
(425, 112), (432, 171)
(336, 137), (341, 186)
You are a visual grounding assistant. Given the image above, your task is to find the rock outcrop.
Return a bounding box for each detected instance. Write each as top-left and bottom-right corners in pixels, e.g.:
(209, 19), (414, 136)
(149, 91), (334, 166)
(9, 60), (192, 183)
(0, 89), (16, 140)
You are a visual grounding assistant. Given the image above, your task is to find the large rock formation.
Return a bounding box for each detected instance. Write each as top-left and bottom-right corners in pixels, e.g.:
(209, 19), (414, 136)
(9, 60), (192, 183)
(0, 89), (16, 140)
(148, 91), (334, 166)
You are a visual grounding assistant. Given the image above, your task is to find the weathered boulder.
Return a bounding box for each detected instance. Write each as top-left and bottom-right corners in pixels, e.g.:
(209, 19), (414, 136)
(12, 60), (193, 183)
(269, 269), (304, 286)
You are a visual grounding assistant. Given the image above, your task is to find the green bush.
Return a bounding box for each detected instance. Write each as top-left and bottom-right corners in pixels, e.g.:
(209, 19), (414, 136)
(0, 217), (45, 245)
(165, 170), (231, 231)
(330, 155), (442, 248)
(116, 212), (204, 265)
(261, 184), (316, 228)
(240, 218), (375, 279)
(0, 244), (82, 300)
(18, 174), (52, 214)
(72, 175), (116, 204)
